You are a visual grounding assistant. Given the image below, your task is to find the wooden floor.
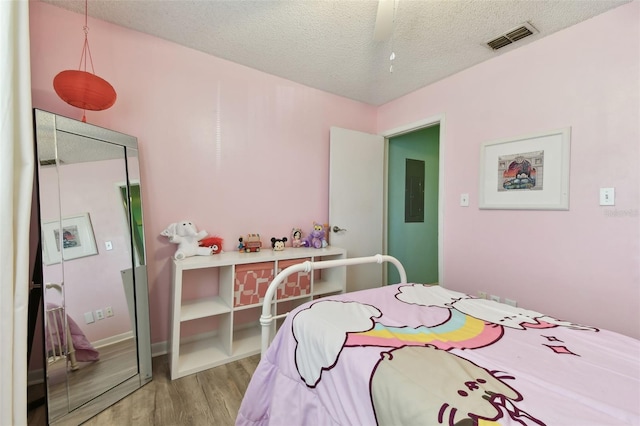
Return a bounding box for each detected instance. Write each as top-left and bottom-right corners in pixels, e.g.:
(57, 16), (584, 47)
(28, 354), (260, 425)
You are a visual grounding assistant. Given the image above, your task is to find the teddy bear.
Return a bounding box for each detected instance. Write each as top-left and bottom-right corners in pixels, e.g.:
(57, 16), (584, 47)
(301, 222), (328, 249)
(160, 221), (213, 260)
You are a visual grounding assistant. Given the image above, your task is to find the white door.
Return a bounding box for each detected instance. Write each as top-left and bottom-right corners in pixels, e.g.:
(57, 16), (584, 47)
(329, 127), (384, 292)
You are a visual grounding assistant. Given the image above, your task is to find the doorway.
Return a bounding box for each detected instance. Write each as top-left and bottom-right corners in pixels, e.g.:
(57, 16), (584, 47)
(387, 125), (440, 284)
(119, 182), (145, 266)
(329, 114), (444, 290)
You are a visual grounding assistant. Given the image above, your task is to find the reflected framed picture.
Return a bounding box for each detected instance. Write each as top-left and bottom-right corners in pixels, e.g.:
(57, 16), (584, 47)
(479, 127), (571, 210)
(42, 212), (98, 265)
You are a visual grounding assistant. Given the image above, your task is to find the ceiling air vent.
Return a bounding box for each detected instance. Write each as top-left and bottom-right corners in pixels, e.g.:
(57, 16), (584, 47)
(39, 159), (63, 167)
(486, 22), (538, 51)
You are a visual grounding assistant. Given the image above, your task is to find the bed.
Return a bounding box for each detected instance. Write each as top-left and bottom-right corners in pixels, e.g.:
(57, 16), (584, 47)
(237, 255), (640, 426)
(45, 283), (100, 370)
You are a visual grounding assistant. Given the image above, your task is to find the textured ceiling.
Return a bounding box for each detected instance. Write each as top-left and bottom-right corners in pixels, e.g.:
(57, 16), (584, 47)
(40, 0), (631, 106)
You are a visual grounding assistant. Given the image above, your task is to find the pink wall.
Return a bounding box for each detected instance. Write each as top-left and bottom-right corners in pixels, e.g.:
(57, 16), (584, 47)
(378, 2), (639, 338)
(30, 2), (638, 341)
(29, 1), (376, 345)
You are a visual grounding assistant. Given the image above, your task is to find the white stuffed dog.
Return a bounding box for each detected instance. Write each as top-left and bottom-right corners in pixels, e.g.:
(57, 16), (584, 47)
(160, 221), (213, 260)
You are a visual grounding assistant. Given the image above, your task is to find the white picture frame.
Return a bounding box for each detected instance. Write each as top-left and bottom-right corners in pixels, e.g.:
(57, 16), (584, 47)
(42, 212), (98, 265)
(479, 127), (571, 210)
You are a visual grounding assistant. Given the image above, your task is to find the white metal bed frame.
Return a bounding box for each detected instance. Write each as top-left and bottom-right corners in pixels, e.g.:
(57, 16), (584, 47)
(260, 254), (408, 355)
(45, 283), (79, 371)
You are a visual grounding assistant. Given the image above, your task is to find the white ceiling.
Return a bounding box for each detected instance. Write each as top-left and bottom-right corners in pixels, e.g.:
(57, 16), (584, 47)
(41, 0), (631, 106)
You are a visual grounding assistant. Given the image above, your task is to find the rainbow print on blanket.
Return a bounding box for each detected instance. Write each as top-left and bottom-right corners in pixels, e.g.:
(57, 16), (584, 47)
(345, 308), (504, 350)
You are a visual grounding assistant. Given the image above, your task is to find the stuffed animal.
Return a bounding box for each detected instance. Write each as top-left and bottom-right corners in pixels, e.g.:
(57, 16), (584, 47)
(160, 221), (213, 260)
(301, 222), (328, 249)
(291, 228), (303, 248)
(271, 237), (288, 251)
(199, 236), (224, 254)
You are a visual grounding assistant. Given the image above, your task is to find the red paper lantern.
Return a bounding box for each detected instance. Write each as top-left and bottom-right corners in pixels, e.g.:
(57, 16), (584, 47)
(53, 0), (116, 118)
(53, 70), (116, 111)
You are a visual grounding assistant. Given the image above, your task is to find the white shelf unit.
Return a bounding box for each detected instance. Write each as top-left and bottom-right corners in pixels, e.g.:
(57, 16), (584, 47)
(170, 246), (346, 380)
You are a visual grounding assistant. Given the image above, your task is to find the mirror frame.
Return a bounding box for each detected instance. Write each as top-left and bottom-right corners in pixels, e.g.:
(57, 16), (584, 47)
(33, 109), (152, 425)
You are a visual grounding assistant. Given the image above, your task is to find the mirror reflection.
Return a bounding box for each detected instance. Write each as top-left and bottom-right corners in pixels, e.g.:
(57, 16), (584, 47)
(33, 109), (151, 424)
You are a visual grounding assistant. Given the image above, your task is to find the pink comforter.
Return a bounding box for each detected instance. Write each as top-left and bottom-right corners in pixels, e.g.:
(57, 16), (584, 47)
(46, 303), (100, 362)
(237, 284), (640, 425)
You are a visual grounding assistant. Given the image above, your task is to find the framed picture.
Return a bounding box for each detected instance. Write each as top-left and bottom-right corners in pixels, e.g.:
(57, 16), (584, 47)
(479, 127), (571, 210)
(42, 212), (98, 265)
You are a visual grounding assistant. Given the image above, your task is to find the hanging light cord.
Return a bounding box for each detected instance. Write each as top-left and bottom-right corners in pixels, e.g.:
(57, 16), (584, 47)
(389, 0), (396, 73)
(77, 0), (95, 74)
(77, 0), (93, 122)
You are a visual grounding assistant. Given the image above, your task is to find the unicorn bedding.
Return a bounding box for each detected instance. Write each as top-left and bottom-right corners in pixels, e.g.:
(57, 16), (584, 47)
(237, 284), (640, 426)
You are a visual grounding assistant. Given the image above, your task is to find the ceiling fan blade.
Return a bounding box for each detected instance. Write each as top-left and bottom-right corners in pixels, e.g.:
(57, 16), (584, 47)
(373, 0), (394, 41)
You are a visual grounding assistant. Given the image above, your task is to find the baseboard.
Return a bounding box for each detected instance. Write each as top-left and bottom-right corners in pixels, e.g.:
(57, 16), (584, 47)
(151, 340), (168, 357)
(93, 331), (134, 349)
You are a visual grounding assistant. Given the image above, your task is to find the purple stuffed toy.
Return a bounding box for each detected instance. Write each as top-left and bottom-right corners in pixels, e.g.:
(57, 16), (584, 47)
(301, 223), (328, 249)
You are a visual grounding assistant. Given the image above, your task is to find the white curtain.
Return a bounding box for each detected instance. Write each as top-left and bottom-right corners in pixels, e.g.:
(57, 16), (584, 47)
(0, 0), (34, 424)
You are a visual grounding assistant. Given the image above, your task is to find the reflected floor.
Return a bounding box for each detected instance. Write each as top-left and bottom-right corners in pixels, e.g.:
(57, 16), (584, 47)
(41, 338), (137, 422)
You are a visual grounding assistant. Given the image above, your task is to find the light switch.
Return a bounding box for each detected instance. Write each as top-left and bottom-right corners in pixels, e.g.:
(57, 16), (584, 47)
(600, 188), (615, 206)
(105, 241), (113, 250)
(460, 193), (469, 207)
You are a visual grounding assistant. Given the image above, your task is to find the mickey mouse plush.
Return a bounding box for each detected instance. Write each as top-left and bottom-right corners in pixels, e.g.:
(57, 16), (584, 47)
(270, 237), (288, 251)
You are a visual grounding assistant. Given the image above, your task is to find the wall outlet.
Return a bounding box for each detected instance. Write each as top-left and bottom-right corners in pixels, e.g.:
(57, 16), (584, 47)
(504, 298), (518, 307)
(490, 294), (500, 303)
(105, 306), (114, 317)
(95, 309), (105, 320)
(84, 311), (94, 324)
(478, 291), (487, 299)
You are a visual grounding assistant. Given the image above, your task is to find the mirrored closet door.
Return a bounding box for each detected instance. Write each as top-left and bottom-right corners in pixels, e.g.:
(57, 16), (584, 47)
(32, 109), (152, 425)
